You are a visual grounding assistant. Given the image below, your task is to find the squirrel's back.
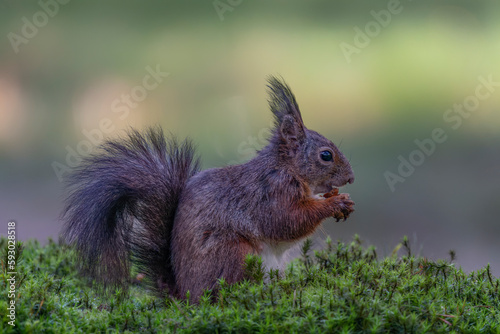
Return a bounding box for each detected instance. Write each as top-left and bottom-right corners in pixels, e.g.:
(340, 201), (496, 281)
(170, 149), (303, 298)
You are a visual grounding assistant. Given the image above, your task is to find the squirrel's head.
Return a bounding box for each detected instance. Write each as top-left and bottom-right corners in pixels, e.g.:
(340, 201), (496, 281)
(267, 76), (355, 195)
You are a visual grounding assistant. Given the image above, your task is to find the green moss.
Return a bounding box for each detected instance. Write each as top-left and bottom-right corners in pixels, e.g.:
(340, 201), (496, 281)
(1, 236), (499, 333)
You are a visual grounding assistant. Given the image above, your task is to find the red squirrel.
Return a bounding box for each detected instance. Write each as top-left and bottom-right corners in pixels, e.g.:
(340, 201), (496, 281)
(62, 76), (355, 302)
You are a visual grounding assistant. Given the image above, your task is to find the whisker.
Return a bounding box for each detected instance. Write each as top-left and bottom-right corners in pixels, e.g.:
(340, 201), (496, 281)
(337, 139), (343, 148)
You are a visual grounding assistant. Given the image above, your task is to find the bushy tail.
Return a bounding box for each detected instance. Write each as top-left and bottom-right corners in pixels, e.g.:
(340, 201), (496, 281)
(62, 127), (199, 295)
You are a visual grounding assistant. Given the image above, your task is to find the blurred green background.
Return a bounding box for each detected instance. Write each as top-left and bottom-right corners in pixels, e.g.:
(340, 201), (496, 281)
(1, 0), (499, 274)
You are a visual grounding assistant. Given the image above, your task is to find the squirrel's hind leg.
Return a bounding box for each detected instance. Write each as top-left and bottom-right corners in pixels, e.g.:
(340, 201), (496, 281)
(174, 235), (255, 303)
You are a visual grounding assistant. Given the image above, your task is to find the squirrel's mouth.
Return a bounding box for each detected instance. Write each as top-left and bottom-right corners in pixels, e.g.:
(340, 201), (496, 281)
(313, 180), (343, 193)
(312, 178), (351, 198)
(312, 185), (339, 199)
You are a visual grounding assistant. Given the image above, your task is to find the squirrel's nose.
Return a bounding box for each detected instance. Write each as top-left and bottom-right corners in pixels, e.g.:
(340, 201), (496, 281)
(347, 174), (355, 184)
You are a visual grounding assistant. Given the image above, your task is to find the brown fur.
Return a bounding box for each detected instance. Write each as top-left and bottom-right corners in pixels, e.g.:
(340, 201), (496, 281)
(62, 76), (355, 303)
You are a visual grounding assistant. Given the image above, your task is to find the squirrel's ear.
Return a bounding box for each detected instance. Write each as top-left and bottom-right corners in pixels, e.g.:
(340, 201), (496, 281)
(267, 76), (306, 132)
(280, 115), (304, 149)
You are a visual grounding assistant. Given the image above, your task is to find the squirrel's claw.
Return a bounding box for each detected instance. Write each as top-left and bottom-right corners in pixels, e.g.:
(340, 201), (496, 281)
(329, 194), (354, 222)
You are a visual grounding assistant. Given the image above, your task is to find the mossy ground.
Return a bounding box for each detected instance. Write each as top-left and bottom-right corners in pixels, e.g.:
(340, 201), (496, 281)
(1, 236), (499, 333)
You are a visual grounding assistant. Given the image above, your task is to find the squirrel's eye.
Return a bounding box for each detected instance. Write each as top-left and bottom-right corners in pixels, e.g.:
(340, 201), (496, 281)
(320, 150), (333, 162)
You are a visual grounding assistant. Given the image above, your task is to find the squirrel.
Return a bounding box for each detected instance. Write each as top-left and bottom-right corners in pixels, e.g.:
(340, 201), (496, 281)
(62, 76), (355, 302)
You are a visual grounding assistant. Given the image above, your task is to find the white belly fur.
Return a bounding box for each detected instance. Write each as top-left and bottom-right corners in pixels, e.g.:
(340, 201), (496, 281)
(260, 239), (303, 272)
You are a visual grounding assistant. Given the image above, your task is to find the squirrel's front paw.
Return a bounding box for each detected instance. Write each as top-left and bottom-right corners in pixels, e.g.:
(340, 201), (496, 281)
(328, 193), (355, 222)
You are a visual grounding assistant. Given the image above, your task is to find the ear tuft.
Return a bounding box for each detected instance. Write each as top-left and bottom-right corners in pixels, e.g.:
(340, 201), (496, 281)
(267, 75), (305, 129)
